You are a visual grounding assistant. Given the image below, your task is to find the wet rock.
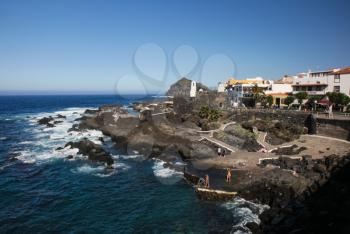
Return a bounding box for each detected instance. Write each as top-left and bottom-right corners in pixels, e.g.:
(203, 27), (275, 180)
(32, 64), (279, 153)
(66, 155), (73, 159)
(84, 109), (98, 115)
(139, 109), (152, 122)
(56, 114), (66, 119)
(65, 139), (114, 166)
(46, 123), (55, 128)
(37, 116), (54, 125)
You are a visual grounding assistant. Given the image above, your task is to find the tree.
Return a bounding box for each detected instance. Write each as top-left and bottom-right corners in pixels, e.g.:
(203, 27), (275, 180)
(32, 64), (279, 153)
(284, 96), (295, 107)
(326, 92), (350, 111)
(266, 95), (274, 107)
(198, 106), (220, 122)
(294, 92), (308, 110)
(208, 109), (220, 122)
(198, 106), (210, 119)
(251, 84), (265, 107)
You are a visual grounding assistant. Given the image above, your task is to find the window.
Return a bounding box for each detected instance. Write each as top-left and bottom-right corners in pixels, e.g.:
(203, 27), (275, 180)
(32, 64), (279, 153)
(334, 74), (340, 83)
(334, 86), (340, 92)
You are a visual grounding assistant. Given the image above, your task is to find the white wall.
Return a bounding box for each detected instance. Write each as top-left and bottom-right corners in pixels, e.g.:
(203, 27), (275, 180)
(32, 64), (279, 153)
(340, 74), (350, 96)
(190, 80), (196, 97)
(217, 83), (226, 92)
(265, 84), (292, 94)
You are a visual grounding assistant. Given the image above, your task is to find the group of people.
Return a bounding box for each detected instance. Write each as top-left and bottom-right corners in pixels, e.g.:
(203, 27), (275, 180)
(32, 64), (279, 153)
(202, 168), (232, 189)
(217, 147), (226, 157)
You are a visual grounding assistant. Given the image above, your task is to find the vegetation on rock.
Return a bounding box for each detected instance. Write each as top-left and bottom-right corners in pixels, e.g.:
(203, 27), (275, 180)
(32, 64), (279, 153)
(198, 106), (221, 122)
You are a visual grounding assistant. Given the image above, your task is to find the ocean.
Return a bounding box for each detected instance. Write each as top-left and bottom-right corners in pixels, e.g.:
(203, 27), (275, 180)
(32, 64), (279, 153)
(0, 95), (266, 233)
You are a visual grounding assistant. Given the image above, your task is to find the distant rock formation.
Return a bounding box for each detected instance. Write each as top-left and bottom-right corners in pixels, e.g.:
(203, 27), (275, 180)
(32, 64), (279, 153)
(166, 77), (208, 97)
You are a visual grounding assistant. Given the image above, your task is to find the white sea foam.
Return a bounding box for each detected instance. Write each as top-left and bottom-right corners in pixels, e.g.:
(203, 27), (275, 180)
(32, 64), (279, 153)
(0, 162), (16, 170)
(114, 154), (144, 160)
(15, 107), (104, 165)
(152, 159), (183, 185)
(75, 164), (105, 174)
(0, 137), (7, 141)
(114, 162), (130, 171)
(18, 141), (34, 145)
(71, 162), (128, 177)
(222, 197), (270, 234)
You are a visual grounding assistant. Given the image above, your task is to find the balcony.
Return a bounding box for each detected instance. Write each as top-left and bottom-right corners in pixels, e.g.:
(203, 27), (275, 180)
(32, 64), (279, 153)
(292, 90), (326, 95)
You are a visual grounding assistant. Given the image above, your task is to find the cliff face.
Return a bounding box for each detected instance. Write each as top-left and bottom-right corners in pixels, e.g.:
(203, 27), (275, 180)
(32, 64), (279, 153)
(166, 78), (208, 97)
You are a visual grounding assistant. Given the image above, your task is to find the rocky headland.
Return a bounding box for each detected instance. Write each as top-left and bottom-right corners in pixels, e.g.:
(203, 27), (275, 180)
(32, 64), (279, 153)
(39, 78), (350, 233)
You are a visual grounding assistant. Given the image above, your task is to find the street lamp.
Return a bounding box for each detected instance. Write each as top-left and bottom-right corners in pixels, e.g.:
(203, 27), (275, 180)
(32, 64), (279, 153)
(314, 100), (317, 112)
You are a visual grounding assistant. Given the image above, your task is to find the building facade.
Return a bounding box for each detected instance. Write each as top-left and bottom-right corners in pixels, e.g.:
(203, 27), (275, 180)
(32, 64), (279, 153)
(265, 83), (293, 107)
(292, 67), (350, 96)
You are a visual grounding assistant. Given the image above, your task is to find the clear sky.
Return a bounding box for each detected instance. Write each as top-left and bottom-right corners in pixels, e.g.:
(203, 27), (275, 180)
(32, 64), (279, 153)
(0, 0), (349, 95)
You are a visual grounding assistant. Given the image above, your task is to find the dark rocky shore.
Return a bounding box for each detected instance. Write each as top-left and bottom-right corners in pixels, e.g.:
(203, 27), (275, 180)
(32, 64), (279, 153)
(37, 82), (350, 234)
(63, 101), (349, 233)
(258, 153), (350, 234)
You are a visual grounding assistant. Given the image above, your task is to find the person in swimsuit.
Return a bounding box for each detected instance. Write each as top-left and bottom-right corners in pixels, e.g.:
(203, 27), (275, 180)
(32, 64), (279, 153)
(205, 174), (210, 188)
(226, 168), (231, 183)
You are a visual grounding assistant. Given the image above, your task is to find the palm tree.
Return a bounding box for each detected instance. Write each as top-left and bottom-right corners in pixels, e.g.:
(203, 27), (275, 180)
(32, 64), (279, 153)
(251, 84), (265, 107)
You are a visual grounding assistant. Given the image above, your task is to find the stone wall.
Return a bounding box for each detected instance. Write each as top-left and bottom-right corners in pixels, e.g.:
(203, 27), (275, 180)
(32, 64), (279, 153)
(316, 118), (350, 141)
(230, 110), (350, 141)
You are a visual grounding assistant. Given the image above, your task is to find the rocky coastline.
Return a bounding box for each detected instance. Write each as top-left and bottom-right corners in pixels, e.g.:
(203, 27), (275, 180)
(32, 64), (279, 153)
(35, 79), (350, 233)
(52, 97), (349, 233)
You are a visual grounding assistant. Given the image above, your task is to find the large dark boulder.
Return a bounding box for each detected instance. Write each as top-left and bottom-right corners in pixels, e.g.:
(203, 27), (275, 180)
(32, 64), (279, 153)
(304, 114), (317, 135)
(65, 139), (114, 166)
(37, 116), (54, 125)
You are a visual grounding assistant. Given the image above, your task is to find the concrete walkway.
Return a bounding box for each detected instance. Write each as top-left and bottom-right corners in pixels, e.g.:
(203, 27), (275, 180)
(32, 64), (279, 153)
(199, 136), (238, 153)
(151, 111), (172, 116)
(303, 134), (350, 144)
(196, 121), (236, 134)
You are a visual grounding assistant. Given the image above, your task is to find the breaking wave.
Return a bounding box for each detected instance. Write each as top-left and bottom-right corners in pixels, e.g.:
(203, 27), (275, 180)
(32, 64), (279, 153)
(12, 107), (105, 165)
(222, 197), (269, 234)
(152, 159), (183, 185)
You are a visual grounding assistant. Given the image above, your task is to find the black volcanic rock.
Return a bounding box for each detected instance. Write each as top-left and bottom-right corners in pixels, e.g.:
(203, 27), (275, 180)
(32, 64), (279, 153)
(258, 153), (350, 234)
(37, 116), (54, 125)
(304, 114), (317, 134)
(65, 139), (114, 166)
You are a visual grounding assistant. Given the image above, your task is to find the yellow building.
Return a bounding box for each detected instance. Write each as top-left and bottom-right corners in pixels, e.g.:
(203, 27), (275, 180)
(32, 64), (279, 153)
(226, 77), (267, 86)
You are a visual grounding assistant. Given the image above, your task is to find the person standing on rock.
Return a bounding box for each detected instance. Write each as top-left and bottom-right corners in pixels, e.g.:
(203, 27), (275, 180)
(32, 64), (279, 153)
(222, 149), (226, 157)
(226, 168), (231, 183)
(205, 174), (210, 188)
(217, 147), (221, 156)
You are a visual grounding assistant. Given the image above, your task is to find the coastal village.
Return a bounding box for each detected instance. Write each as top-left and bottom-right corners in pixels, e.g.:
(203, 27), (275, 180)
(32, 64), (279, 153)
(36, 66), (350, 233)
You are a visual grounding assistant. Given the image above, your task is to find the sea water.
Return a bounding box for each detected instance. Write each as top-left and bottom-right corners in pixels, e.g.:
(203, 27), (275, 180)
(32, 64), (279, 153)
(0, 95), (267, 233)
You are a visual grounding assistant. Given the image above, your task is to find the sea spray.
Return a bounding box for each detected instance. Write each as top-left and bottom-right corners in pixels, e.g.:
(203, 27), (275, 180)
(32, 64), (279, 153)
(152, 159), (183, 185)
(222, 197), (269, 234)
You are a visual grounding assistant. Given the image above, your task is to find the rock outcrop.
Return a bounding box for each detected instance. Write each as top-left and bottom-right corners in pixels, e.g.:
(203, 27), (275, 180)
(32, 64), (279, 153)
(166, 77), (208, 97)
(65, 139), (114, 166)
(256, 153), (350, 233)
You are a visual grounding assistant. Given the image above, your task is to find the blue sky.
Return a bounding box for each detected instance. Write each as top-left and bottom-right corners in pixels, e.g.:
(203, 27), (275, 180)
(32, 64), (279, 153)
(0, 0), (349, 94)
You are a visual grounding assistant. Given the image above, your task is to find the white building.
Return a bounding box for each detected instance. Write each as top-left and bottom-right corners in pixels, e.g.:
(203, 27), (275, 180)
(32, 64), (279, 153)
(292, 67), (350, 96)
(217, 82), (226, 92)
(265, 83), (293, 107)
(190, 80), (196, 97)
(227, 77), (273, 104)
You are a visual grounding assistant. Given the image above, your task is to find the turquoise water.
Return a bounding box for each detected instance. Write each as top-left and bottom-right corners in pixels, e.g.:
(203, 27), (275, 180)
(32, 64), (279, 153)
(0, 95), (245, 233)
